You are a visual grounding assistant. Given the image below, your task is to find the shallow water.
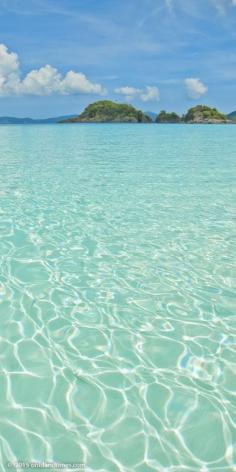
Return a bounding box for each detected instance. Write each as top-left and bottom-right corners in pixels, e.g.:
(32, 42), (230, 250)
(0, 124), (235, 472)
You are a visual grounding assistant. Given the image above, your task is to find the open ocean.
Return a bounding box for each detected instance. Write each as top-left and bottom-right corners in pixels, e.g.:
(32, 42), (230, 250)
(0, 124), (235, 472)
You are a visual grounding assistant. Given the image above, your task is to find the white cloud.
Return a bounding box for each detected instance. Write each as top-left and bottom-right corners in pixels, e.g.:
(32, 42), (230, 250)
(21, 65), (62, 96)
(115, 86), (140, 101)
(59, 71), (104, 95)
(0, 44), (21, 95)
(0, 43), (105, 96)
(184, 78), (208, 99)
(115, 85), (160, 102)
(140, 86), (160, 102)
(0, 43), (19, 76)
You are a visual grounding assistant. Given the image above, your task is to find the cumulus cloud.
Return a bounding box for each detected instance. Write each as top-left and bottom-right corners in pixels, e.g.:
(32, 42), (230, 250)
(184, 78), (208, 99)
(59, 71), (104, 95)
(0, 44), (21, 95)
(115, 85), (160, 102)
(20, 65), (62, 96)
(115, 86), (140, 101)
(140, 86), (160, 102)
(0, 43), (105, 96)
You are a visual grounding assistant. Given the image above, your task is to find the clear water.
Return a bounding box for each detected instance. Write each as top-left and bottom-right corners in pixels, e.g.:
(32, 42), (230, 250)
(0, 124), (235, 472)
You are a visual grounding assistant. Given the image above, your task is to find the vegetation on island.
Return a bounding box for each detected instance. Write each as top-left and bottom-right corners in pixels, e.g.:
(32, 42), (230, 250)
(61, 102), (228, 125)
(156, 110), (181, 123)
(0, 105), (234, 125)
(183, 105), (228, 123)
(61, 100), (152, 123)
(154, 106), (229, 124)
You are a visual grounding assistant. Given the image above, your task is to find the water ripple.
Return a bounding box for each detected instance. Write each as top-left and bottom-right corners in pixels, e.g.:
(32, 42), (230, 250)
(0, 124), (236, 471)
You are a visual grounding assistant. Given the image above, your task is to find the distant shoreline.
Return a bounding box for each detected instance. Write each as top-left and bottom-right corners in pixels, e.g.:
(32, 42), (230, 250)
(0, 122), (235, 126)
(60, 122), (236, 125)
(0, 101), (235, 125)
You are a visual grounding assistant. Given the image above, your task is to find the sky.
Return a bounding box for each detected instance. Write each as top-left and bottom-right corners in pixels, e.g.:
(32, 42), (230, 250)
(0, 0), (236, 117)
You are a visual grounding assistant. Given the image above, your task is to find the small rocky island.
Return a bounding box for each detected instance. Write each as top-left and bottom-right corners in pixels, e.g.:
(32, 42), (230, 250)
(156, 106), (229, 124)
(183, 105), (228, 124)
(61, 100), (151, 123)
(156, 110), (181, 123)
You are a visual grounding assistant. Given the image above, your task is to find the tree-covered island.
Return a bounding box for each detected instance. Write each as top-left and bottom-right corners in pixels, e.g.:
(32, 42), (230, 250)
(156, 110), (181, 123)
(60, 101), (233, 124)
(183, 105), (228, 123)
(61, 100), (151, 123)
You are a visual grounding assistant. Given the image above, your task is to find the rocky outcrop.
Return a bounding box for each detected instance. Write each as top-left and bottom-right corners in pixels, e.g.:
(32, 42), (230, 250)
(61, 101), (152, 123)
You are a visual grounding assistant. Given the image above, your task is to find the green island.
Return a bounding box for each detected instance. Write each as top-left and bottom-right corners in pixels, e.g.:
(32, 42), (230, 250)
(61, 101), (233, 124)
(183, 105), (228, 123)
(61, 100), (151, 123)
(156, 110), (181, 123)
(157, 106), (229, 123)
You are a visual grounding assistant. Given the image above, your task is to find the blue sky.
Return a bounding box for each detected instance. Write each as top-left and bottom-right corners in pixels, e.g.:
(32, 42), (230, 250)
(0, 0), (236, 117)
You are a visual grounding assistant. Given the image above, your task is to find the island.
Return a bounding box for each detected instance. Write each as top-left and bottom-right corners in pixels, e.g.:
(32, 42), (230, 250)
(183, 105), (228, 124)
(154, 106), (230, 124)
(156, 110), (181, 123)
(61, 100), (152, 123)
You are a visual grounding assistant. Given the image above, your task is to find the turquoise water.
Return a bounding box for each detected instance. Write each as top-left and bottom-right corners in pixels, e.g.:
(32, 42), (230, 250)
(0, 124), (235, 472)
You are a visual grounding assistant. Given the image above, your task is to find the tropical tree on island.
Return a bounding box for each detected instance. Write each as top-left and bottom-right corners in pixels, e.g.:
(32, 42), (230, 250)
(183, 105), (227, 123)
(156, 110), (181, 123)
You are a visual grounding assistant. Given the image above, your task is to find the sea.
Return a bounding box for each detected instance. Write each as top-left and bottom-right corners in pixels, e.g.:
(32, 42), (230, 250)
(0, 124), (235, 472)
